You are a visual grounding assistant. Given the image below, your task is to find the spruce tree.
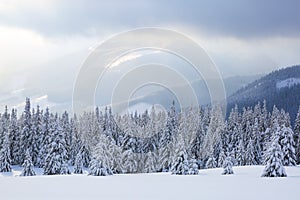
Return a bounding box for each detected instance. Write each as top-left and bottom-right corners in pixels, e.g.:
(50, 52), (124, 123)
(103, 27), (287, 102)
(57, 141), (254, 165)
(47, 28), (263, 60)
(74, 151), (84, 174)
(294, 106), (300, 164)
(43, 119), (69, 175)
(280, 125), (296, 166)
(222, 155), (234, 175)
(262, 137), (287, 177)
(218, 148), (226, 167)
(188, 157), (199, 175)
(206, 156), (217, 169)
(9, 108), (20, 165)
(37, 107), (51, 167)
(19, 98), (33, 163)
(236, 139), (245, 166)
(171, 150), (190, 175)
(89, 158), (113, 176)
(20, 150), (36, 176)
(0, 133), (11, 172)
(245, 139), (257, 165)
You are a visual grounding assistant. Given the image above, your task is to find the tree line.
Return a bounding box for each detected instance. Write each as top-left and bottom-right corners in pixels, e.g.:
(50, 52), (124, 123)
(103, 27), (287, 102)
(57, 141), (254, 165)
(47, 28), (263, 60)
(0, 98), (299, 177)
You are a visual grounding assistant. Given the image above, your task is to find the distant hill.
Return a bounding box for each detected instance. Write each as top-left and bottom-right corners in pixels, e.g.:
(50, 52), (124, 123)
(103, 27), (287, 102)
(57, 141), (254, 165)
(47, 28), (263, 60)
(227, 65), (300, 122)
(125, 74), (261, 112)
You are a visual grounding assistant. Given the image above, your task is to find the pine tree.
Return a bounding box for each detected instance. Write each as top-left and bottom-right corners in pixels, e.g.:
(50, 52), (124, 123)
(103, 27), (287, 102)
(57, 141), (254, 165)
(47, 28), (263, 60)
(245, 139), (257, 165)
(31, 106), (43, 166)
(73, 151), (84, 174)
(0, 132), (11, 172)
(188, 157), (199, 175)
(70, 116), (81, 165)
(262, 137), (287, 177)
(19, 98), (33, 163)
(280, 125), (296, 166)
(9, 108), (20, 165)
(0, 106), (10, 149)
(88, 158), (113, 176)
(222, 156), (234, 175)
(43, 119), (69, 175)
(60, 161), (70, 175)
(79, 145), (91, 168)
(206, 156), (217, 169)
(61, 111), (72, 164)
(202, 106), (224, 160)
(37, 107), (51, 167)
(218, 149), (226, 167)
(294, 106), (300, 164)
(236, 139), (245, 166)
(171, 150), (190, 175)
(20, 150), (36, 176)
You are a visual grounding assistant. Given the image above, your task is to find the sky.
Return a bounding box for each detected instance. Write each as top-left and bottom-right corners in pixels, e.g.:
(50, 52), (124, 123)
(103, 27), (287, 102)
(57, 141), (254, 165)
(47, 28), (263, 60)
(1, 0), (300, 113)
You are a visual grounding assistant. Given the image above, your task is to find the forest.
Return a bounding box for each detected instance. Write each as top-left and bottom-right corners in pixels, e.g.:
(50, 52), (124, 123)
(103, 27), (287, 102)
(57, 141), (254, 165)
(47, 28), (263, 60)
(0, 98), (299, 176)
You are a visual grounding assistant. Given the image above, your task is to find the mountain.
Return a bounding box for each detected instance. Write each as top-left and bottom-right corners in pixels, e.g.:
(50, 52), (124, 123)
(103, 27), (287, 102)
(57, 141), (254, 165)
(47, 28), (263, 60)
(125, 74), (261, 112)
(227, 65), (300, 122)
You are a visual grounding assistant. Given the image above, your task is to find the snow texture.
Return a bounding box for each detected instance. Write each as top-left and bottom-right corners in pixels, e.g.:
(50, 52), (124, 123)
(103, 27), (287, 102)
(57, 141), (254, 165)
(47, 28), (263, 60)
(0, 165), (299, 200)
(276, 78), (300, 89)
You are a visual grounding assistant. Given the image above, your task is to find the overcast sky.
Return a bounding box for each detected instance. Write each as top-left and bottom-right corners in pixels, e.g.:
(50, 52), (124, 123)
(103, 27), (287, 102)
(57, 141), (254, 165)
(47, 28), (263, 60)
(1, 0), (300, 112)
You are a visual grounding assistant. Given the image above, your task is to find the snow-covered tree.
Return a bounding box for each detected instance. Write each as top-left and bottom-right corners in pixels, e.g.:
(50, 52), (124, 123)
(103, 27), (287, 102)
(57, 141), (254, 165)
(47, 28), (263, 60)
(31, 106), (43, 166)
(222, 156), (234, 175)
(20, 150), (36, 176)
(89, 158), (113, 176)
(262, 137), (287, 177)
(171, 150), (190, 175)
(202, 106), (224, 160)
(60, 162), (70, 175)
(73, 151), (84, 174)
(43, 119), (69, 175)
(19, 98), (33, 163)
(0, 132), (11, 172)
(206, 156), (217, 169)
(236, 139), (245, 166)
(37, 107), (51, 167)
(245, 139), (257, 165)
(9, 108), (20, 165)
(280, 125), (296, 166)
(218, 149), (226, 167)
(294, 106), (300, 164)
(188, 156), (199, 175)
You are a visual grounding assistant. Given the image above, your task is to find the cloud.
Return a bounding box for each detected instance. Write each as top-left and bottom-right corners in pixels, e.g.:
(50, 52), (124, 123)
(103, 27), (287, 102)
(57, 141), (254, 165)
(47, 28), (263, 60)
(0, 0), (299, 38)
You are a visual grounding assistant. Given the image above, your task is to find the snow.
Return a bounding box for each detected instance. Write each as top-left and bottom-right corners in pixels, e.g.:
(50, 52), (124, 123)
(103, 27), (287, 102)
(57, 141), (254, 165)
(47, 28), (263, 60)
(276, 78), (300, 89)
(1, 166), (300, 200)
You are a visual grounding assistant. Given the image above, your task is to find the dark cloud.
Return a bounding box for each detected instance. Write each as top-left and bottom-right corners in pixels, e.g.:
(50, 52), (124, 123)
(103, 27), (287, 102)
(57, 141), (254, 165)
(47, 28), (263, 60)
(0, 0), (300, 38)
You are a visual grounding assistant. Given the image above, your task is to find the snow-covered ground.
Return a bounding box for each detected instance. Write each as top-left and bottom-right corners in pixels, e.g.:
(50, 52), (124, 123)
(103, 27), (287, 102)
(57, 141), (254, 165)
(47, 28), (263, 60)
(276, 77), (300, 89)
(0, 165), (299, 200)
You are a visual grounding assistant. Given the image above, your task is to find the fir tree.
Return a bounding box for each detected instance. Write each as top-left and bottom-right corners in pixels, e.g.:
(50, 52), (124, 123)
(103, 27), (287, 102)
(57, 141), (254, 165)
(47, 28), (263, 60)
(89, 158), (113, 176)
(218, 148), (226, 167)
(43, 120), (69, 175)
(73, 151), (84, 174)
(222, 155), (234, 175)
(0, 133), (11, 172)
(188, 157), (199, 175)
(19, 98), (33, 163)
(9, 108), (20, 165)
(294, 106), (300, 164)
(206, 156), (217, 169)
(262, 137), (287, 177)
(20, 150), (36, 176)
(171, 150), (190, 175)
(245, 139), (257, 165)
(37, 107), (51, 167)
(280, 125), (297, 166)
(236, 139), (245, 166)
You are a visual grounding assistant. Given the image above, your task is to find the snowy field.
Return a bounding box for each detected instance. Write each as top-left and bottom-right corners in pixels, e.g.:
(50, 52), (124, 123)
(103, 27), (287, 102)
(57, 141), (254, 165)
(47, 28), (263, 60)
(0, 166), (299, 200)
